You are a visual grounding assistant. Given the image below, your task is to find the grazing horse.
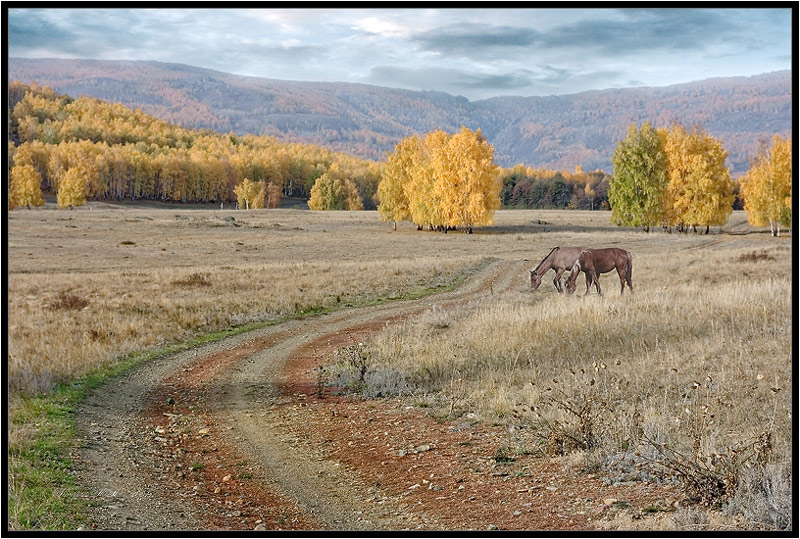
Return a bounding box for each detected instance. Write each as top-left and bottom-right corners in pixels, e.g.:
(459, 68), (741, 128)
(529, 247), (589, 293)
(565, 248), (633, 296)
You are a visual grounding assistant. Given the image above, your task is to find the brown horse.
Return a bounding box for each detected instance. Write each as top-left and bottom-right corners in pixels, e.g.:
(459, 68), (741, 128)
(529, 247), (589, 293)
(565, 248), (633, 296)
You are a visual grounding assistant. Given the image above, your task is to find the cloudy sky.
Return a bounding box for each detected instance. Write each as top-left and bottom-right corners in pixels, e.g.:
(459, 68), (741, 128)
(8, 7), (793, 101)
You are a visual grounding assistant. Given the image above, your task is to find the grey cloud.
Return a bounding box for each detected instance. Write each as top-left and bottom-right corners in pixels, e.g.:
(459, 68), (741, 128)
(411, 24), (540, 56)
(368, 65), (538, 93)
(9, 10), (91, 54)
(367, 64), (628, 99)
(540, 9), (737, 54)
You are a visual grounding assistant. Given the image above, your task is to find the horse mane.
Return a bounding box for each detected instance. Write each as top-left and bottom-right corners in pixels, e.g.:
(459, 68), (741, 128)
(533, 247), (559, 274)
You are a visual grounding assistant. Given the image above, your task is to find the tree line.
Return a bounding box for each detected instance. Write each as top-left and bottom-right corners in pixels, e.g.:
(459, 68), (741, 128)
(609, 122), (791, 235)
(8, 82), (791, 236)
(8, 82), (382, 210)
(500, 164), (611, 210)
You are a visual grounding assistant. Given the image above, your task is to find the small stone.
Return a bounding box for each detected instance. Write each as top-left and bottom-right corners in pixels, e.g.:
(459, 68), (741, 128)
(166, 396), (175, 405)
(254, 524), (267, 530)
(222, 474), (232, 482)
(603, 498), (618, 506)
(513, 511), (522, 517)
(487, 524), (499, 530)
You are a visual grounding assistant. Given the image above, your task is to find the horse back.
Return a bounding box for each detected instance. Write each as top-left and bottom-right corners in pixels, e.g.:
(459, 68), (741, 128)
(579, 247), (630, 273)
(554, 247), (586, 270)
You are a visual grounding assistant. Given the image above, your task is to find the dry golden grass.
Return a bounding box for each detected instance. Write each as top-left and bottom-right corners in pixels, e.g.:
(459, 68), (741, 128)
(8, 204), (787, 400)
(355, 219), (791, 522)
(7, 203), (792, 528)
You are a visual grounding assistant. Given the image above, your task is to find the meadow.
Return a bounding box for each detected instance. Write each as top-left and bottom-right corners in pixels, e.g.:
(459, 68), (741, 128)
(7, 204), (792, 528)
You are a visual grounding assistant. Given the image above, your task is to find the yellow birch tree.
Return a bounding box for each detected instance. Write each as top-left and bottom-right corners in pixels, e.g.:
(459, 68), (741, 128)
(377, 136), (418, 228)
(9, 164), (45, 209)
(664, 125), (734, 233)
(739, 135), (792, 236)
(436, 127), (501, 232)
(307, 164), (363, 210)
(234, 178), (265, 209)
(57, 168), (88, 208)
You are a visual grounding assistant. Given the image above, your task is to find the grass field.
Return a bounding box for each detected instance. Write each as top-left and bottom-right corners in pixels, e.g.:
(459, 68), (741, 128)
(7, 204), (793, 529)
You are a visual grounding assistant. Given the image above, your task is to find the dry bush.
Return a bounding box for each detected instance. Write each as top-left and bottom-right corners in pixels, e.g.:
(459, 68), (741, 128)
(670, 506), (710, 531)
(723, 464), (793, 530)
(46, 291), (90, 311)
(737, 249), (776, 262)
(172, 273), (212, 287)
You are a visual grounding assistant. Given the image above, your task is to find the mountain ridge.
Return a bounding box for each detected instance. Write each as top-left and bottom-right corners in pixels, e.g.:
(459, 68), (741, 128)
(8, 58), (792, 175)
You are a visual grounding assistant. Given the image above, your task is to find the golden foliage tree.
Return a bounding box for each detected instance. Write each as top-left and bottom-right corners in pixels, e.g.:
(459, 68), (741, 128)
(56, 168), (88, 208)
(307, 164), (363, 210)
(9, 164), (45, 209)
(377, 127), (501, 232)
(233, 178), (265, 210)
(405, 130), (447, 229)
(377, 136), (419, 228)
(663, 124), (734, 233)
(434, 127), (501, 232)
(739, 135), (792, 236)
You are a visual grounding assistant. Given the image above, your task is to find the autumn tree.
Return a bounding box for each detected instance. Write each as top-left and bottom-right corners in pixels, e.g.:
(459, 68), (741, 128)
(663, 124), (734, 233)
(377, 136), (419, 228)
(434, 127), (501, 233)
(307, 164), (363, 210)
(739, 135), (792, 236)
(379, 127), (501, 232)
(404, 130), (446, 229)
(234, 178), (265, 210)
(609, 122), (669, 232)
(9, 164), (45, 209)
(57, 168), (87, 208)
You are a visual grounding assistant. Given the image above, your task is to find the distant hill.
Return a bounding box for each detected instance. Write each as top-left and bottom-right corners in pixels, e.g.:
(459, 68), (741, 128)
(8, 58), (792, 175)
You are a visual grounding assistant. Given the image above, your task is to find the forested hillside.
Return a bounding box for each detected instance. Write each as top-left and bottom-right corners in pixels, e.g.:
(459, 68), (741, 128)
(8, 82), (383, 208)
(9, 58), (791, 175)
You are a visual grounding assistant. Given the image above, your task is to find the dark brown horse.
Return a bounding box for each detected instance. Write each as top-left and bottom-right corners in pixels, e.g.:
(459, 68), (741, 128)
(565, 248), (633, 296)
(529, 247), (589, 293)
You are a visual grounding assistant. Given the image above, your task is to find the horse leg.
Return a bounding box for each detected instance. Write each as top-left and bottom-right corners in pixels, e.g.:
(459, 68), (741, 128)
(553, 268), (564, 293)
(591, 269), (603, 296)
(583, 271), (592, 295)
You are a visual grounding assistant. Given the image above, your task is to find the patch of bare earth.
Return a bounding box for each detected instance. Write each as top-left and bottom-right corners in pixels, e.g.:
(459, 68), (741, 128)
(76, 259), (697, 531)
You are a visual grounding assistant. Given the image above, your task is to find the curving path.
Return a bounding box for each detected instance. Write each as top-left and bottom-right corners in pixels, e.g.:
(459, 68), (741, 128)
(74, 258), (529, 530)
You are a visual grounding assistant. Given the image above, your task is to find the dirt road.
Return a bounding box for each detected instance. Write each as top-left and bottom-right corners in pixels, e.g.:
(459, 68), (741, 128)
(73, 258), (679, 531)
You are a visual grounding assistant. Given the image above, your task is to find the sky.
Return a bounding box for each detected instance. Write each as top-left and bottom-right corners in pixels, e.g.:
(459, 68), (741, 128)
(7, 7), (794, 101)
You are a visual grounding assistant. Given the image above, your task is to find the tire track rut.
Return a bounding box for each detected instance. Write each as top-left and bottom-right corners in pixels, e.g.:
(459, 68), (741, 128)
(74, 257), (527, 530)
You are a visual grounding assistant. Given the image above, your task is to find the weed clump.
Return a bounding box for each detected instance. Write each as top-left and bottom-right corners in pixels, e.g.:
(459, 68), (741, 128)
(47, 291), (89, 311)
(172, 273), (212, 287)
(737, 249), (776, 262)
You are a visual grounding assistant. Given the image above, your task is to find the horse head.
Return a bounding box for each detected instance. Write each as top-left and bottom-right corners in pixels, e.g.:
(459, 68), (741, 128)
(529, 270), (543, 291)
(565, 260), (581, 295)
